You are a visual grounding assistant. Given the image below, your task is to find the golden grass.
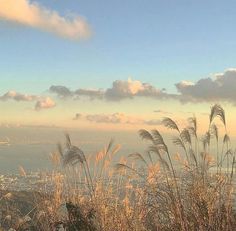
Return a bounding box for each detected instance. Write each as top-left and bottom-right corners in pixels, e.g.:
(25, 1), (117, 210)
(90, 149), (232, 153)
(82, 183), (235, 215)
(1, 104), (236, 230)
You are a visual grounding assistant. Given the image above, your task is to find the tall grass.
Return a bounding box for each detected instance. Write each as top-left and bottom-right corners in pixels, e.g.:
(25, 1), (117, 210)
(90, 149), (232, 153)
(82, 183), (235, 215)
(1, 104), (236, 230)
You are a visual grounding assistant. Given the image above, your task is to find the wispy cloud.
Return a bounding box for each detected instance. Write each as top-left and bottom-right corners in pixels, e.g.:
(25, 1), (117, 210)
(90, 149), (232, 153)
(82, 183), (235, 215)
(0, 0), (91, 40)
(74, 112), (162, 126)
(0, 123), (59, 129)
(153, 109), (173, 115)
(85, 113), (141, 124)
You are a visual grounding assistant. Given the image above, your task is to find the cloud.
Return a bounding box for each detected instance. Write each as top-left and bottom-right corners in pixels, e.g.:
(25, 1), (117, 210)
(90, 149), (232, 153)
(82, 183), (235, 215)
(0, 0), (91, 40)
(50, 78), (171, 101)
(74, 89), (104, 100)
(105, 78), (167, 101)
(49, 85), (104, 100)
(175, 68), (236, 103)
(0, 90), (37, 101)
(85, 113), (142, 124)
(35, 97), (56, 111)
(74, 112), (161, 126)
(153, 109), (173, 115)
(50, 68), (236, 104)
(0, 90), (56, 111)
(49, 85), (73, 99)
(74, 112), (142, 124)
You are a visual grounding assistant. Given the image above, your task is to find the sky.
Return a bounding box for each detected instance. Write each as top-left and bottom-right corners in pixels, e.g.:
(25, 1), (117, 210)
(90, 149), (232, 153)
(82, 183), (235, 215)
(1, 0), (236, 136)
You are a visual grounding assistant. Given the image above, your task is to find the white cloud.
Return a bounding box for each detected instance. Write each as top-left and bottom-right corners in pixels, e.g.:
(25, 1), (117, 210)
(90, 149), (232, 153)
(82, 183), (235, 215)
(0, 0), (91, 40)
(35, 97), (56, 110)
(105, 78), (166, 101)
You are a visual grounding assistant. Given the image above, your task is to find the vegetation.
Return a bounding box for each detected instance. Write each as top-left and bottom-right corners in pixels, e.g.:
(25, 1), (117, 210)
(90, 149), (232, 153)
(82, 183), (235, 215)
(0, 104), (236, 230)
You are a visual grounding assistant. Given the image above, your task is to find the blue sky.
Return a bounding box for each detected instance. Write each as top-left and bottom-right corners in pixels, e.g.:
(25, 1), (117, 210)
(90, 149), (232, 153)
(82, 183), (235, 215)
(1, 0), (236, 133)
(1, 0), (236, 94)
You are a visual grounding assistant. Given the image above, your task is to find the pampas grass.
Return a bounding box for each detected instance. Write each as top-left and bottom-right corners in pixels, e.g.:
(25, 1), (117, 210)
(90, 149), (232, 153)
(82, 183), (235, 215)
(41, 104), (234, 230)
(1, 104), (236, 230)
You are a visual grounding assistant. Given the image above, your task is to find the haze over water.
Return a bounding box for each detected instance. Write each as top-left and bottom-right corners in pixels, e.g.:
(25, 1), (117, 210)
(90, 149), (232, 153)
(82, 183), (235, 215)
(0, 126), (146, 174)
(0, 125), (233, 174)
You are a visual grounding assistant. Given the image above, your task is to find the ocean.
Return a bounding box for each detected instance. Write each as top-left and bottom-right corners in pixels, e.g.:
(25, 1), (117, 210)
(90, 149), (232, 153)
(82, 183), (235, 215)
(0, 126), (145, 174)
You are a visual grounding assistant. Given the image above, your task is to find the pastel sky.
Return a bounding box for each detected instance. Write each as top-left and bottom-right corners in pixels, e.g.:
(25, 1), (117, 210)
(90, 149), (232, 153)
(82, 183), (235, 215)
(1, 0), (236, 135)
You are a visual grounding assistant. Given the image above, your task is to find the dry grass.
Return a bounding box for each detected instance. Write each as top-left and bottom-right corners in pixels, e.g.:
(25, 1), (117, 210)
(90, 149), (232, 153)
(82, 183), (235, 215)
(1, 104), (236, 230)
